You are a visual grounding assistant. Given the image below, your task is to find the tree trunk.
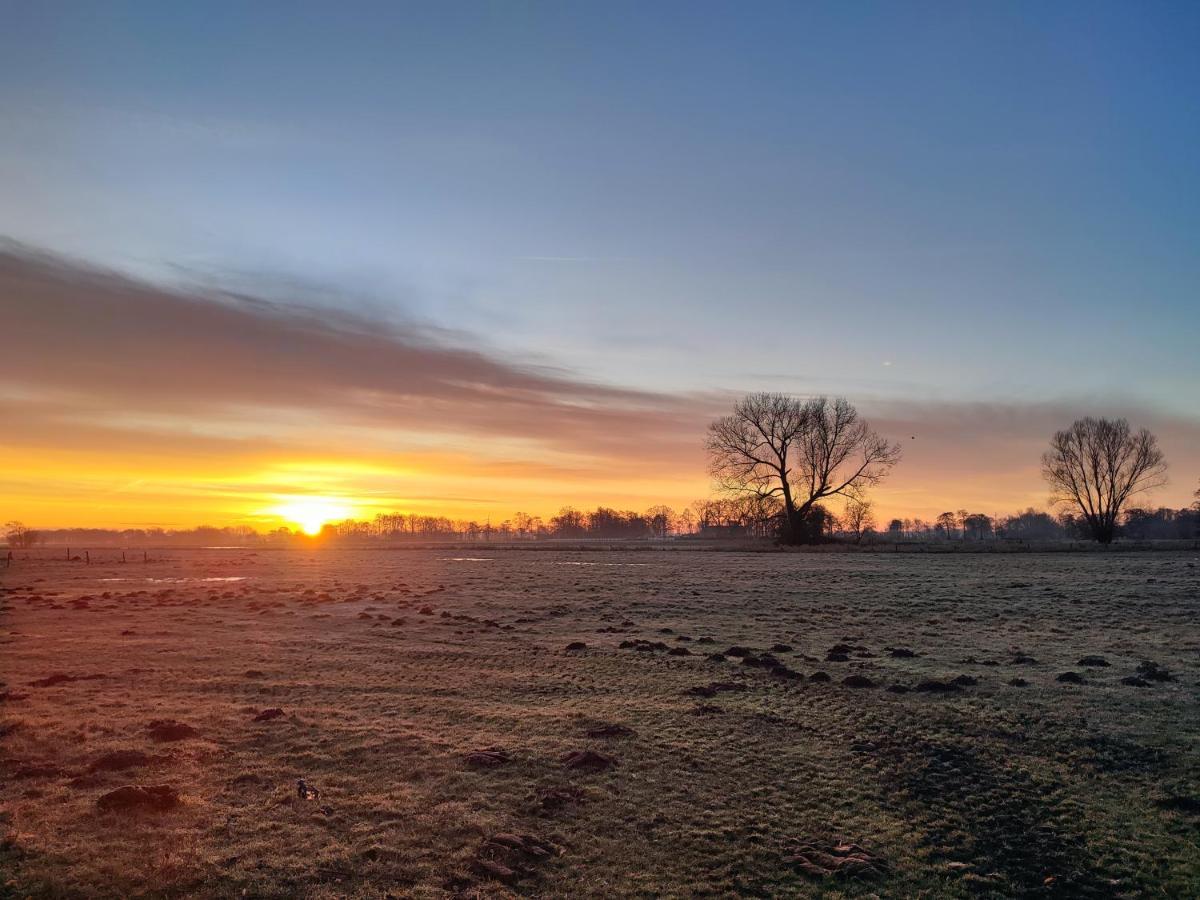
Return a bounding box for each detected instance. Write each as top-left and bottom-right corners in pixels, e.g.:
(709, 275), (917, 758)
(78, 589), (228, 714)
(782, 500), (819, 545)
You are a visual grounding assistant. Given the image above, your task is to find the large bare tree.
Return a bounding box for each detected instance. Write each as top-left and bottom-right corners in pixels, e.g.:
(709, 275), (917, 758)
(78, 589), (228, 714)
(706, 394), (901, 544)
(1042, 416), (1167, 544)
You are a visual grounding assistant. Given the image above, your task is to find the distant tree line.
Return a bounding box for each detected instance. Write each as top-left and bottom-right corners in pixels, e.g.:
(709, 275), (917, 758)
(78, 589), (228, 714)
(4, 407), (1197, 549)
(8, 494), (1197, 550)
(876, 506), (1200, 543)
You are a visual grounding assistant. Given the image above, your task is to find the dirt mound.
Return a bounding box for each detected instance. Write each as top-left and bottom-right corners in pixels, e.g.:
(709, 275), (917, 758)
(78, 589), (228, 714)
(146, 720), (199, 741)
(1056, 672), (1085, 684)
(1077, 655), (1109, 667)
(586, 723), (635, 738)
(252, 708), (285, 721)
(89, 750), (152, 772)
(531, 785), (586, 813)
(473, 832), (560, 884)
(564, 641), (587, 651)
(842, 675), (877, 688)
(96, 785), (179, 812)
(465, 748), (510, 768)
(619, 639), (669, 652)
(1136, 660), (1174, 682)
(562, 750), (616, 772)
(787, 840), (887, 880)
(914, 680), (960, 693)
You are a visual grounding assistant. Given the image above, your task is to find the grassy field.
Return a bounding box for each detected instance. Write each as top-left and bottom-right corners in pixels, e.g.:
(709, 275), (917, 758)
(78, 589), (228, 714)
(1, 548), (1198, 898)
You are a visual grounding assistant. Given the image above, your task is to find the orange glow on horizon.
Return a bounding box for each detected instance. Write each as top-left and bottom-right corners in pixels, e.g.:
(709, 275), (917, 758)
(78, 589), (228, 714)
(5, 247), (1198, 535)
(268, 496), (356, 535)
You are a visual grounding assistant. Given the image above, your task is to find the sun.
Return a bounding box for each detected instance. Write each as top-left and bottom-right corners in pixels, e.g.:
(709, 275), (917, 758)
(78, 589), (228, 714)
(271, 496), (353, 535)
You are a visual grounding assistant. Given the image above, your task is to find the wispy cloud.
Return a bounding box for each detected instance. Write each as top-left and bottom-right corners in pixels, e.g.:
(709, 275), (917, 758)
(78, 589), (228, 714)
(3, 241), (1197, 526)
(0, 242), (722, 465)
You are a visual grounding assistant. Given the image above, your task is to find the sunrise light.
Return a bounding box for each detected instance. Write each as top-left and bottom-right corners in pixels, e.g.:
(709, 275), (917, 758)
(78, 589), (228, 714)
(270, 496), (354, 535)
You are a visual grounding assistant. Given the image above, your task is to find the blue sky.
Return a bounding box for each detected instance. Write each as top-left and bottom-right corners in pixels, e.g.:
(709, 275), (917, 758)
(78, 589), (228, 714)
(3, 1), (1198, 416)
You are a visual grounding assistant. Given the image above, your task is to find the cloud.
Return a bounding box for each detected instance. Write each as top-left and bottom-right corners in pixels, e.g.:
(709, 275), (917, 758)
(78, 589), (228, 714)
(2, 240), (1197, 526)
(0, 242), (723, 468)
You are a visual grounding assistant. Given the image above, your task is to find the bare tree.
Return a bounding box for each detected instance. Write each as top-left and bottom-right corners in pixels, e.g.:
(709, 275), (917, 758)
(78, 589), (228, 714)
(935, 511), (957, 540)
(645, 505), (675, 540)
(706, 394), (901, 544)
(1042, 417), (1167, 544)
(4, 521), (38, 549)
(843, 498), (875, 543)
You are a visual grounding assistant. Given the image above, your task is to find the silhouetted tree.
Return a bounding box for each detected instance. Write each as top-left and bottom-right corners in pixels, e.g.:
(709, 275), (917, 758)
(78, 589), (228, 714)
(3, 521), (38, 548)
(997, 508), (1062, 541)
(1122, 507), (1200, 540)
(961, 513), (993, 541)
(1042, 417), (1167, 544)
(935, 511), (957, 540)
(706, 394), (900, 544)
(843, 498), (875, 543)
(549, 507), (587, 538)
(645, 505), (674, 539)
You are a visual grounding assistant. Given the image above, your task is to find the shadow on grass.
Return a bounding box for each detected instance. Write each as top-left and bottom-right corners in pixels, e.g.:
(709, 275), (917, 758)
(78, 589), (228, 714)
(873, 736), (1116, 897)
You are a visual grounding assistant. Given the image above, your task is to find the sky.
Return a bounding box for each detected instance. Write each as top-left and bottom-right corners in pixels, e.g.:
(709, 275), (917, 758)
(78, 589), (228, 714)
(2, 1), (1198, 531)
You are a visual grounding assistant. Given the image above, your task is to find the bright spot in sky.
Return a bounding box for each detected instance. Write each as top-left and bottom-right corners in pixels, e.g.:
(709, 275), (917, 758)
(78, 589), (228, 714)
(271, 497), (353, 535)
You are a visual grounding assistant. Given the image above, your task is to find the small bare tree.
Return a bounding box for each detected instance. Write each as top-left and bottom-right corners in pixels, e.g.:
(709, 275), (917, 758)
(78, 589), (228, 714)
(1042, 417), (1167, 544)
(706, 394), (900, 544)
(843, 498), (875, 543)
(645, 505), (675, 540)
(4, 521), (38, 549)
(935, 511), (957, 540)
